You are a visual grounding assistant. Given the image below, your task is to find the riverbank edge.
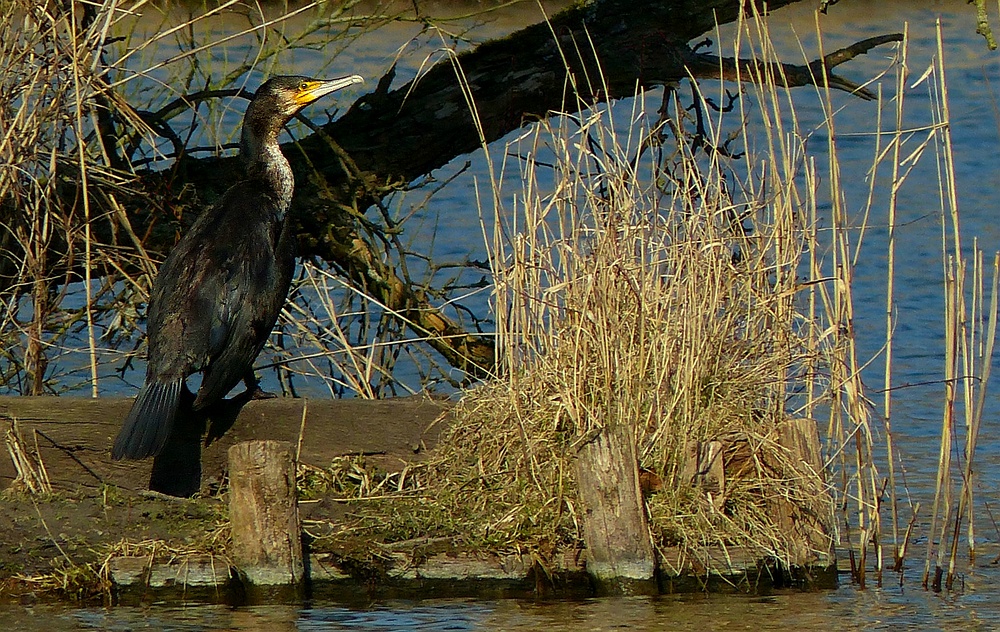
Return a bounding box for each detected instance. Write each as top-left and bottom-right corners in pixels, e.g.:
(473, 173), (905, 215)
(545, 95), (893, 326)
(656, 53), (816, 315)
(0, 395), (837, 602)
(106, 549), (839, 603)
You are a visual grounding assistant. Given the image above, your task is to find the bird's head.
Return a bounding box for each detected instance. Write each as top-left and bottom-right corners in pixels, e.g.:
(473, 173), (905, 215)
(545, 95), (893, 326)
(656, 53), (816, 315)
(262, 75), (364, 117)
(243, 74), (364, 140)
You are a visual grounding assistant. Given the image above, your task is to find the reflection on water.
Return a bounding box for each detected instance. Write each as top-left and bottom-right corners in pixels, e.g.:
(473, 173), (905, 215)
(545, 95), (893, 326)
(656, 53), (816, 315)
(6, 589), (1000, 630)
(297, 602), (491, 630)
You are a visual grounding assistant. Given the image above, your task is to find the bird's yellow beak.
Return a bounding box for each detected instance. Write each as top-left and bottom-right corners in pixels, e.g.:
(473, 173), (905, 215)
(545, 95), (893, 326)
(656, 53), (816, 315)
(293, 75), (364, 106)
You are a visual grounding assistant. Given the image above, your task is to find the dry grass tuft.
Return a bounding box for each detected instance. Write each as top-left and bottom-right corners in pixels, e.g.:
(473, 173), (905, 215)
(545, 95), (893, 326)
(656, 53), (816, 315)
(3, 418), (52, 496)
(335, 78), (838, 565)
(446, 92), (822, 562)
(339, 13), (889, 569)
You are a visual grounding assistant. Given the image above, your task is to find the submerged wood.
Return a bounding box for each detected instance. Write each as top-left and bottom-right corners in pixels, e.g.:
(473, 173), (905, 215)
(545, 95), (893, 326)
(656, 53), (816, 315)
(228, 440), (304, 587)
(107, 546), (838, 596)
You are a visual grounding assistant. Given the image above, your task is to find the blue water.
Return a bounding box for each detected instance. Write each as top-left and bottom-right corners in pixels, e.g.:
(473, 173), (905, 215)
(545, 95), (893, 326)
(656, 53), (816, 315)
(6, 588), (1000, 630)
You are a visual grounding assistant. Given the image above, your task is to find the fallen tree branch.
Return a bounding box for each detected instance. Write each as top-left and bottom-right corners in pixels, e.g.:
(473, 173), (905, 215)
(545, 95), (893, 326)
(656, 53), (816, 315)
(684, 33), (904, 100)
(12, 0), (900, 381)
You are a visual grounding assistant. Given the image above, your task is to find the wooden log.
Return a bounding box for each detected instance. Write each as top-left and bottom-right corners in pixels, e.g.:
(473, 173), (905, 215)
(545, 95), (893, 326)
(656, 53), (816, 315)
(767, 418), (836, 568)
(0, 395), (449, 495)
(106, 544), (838, 595)
(574, 425), (656, 593)
(680, 440), (725, 511)
(227, 440), (304, 587)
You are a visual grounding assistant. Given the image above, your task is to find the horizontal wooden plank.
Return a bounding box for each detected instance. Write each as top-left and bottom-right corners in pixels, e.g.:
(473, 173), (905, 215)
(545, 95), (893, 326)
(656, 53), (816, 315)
(0, 395), (451, 494)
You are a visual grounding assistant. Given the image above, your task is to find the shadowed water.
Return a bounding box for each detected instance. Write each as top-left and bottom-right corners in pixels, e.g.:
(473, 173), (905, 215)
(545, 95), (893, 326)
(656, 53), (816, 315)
(6, 588), (1000, 630)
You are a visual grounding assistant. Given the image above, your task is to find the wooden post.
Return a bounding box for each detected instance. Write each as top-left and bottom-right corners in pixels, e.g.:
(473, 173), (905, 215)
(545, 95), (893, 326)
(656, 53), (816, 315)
(227, 440), (304, 587)
(768, 418), (836, 569)
(680, 440), (725, 512)
(574, 425), (656, 593)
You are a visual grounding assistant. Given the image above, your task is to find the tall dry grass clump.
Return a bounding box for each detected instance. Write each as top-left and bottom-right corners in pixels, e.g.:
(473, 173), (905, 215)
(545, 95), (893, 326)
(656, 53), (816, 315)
(472, 98), (821, 560)
(373, 55), (844, 563)
(0, 0), (144, 396)
(360, 13), (907, 571)
(386, 17), (999, 586)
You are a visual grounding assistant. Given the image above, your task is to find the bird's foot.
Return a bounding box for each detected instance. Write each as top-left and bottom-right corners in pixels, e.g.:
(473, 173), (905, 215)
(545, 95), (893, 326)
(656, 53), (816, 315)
(242, 373), (277, 401)
(248, 385), (278, 400)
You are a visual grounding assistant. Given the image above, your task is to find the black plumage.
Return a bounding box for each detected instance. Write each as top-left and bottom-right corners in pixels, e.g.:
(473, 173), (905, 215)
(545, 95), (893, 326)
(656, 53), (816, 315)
(113, 74), (363, 460)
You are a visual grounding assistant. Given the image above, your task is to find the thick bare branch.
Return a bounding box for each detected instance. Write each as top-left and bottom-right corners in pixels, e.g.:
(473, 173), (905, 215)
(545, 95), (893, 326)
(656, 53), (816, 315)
(27, 0), (896, 379)
(684, 33), (903, 101)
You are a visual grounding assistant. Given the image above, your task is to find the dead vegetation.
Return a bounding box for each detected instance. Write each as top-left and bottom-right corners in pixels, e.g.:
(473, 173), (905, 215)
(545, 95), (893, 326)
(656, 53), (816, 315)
(290, 13), (847, 569)
(3, 420), (52, 496)
(347, 54), (839, 565)
(309, 12), (996, 591)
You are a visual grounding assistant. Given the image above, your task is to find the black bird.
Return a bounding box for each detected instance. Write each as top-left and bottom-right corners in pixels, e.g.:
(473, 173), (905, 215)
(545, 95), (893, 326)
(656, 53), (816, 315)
(113, 74), (363, 460)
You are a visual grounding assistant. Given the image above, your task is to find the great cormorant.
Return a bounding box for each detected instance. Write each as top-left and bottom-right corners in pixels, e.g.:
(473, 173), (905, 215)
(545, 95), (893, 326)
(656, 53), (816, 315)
(112, 74), (363, 460)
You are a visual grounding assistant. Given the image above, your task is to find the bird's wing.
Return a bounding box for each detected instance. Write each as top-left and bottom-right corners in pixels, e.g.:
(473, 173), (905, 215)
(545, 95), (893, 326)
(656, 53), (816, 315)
(193, 215), (293, 409)
(192, 265), (266, 407)
(145, 224), (225, 380)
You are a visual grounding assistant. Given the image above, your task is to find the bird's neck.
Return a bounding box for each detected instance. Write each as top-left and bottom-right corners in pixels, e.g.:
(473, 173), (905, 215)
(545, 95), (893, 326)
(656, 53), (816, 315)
(239, 123), (295, 218)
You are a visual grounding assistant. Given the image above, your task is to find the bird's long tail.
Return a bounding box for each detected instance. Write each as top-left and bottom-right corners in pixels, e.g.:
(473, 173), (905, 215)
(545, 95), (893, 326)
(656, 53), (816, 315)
(112, 379), (183, 460)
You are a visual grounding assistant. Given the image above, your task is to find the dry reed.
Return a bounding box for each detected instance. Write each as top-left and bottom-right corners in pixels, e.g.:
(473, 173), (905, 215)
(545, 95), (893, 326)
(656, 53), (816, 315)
(334, 10), (997, 585)
(918, 22), (999, 591)
(331, 13), (843, 564)
(3, 418), (52, 495)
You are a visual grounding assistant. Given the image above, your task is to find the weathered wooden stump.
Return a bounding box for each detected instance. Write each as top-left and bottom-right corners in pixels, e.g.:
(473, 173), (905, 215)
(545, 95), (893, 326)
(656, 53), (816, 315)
(681, 418), (836, 574)
(574, 425), (657, 594)
(227, 440), (304, 588)
(768, 418), (836, 569)
(680, 439), (725, 512)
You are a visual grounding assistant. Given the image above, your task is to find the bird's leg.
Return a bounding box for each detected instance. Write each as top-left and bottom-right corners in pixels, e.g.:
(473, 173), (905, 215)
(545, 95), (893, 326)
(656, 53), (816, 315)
(148, 385), (205, 498)
(243, 371), (278, 400)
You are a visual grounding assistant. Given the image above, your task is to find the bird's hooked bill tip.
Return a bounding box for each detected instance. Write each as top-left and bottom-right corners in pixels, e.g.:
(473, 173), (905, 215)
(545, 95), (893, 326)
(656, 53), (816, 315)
(334, 74), (365, 87)
(299, 75), (364, 103)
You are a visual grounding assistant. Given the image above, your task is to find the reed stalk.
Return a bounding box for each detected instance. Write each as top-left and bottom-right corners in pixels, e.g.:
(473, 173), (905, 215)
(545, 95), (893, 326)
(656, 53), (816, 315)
(915, 20), (999, 591)
(3, 420), (52, 496)
(882, 23), (909, 573)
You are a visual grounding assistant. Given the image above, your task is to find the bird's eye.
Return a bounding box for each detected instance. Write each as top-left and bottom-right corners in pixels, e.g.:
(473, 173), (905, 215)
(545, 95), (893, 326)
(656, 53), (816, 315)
(299, 81), (310, 91)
